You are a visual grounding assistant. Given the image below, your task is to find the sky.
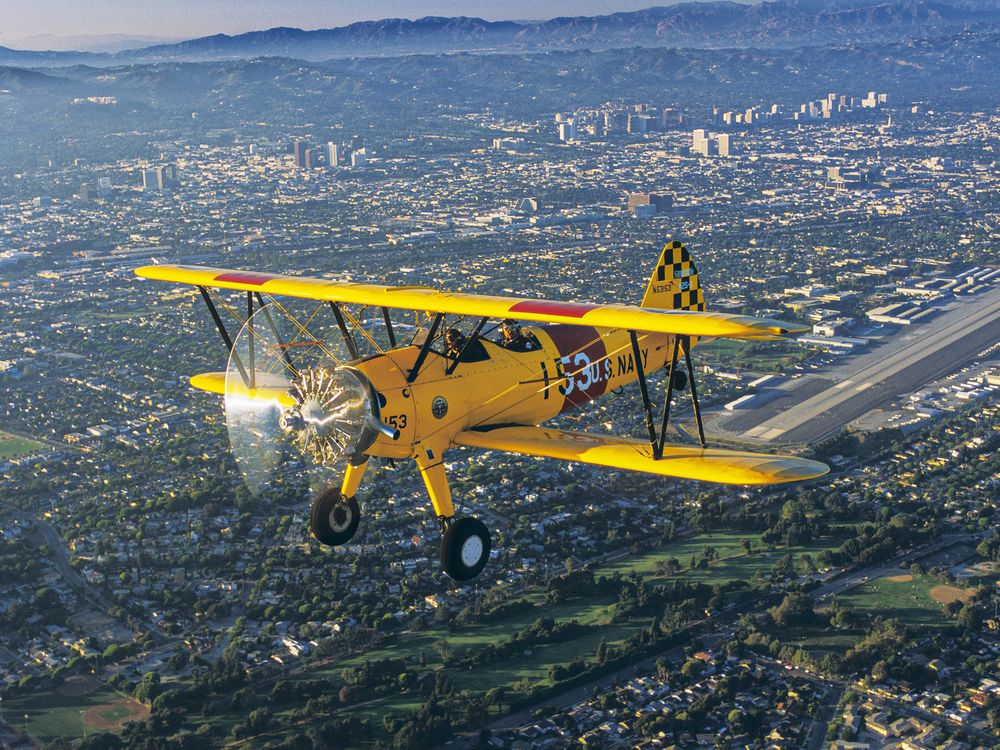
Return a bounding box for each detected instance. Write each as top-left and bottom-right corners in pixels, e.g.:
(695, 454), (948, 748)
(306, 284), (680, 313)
(0, 1), (667, 46)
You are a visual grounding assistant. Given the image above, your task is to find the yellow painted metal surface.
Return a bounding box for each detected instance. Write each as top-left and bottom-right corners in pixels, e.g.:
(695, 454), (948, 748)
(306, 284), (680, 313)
(454, 426), (830, 485)
(135, 263), (805, 340)
(189, 371), (296, 407)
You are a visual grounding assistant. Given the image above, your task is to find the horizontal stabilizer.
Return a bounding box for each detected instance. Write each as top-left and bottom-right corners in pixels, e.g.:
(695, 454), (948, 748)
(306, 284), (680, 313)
(453, 426), (828, 485)
(136, 264), (806, 340)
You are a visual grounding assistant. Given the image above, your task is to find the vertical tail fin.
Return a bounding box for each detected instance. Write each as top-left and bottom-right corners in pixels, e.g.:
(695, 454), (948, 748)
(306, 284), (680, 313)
(641, 240), (705, 311)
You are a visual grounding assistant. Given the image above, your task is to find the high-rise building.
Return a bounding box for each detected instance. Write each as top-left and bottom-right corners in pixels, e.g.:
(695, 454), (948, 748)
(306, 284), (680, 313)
(716, 133), (732, 157)
(142, 168), (162, 193)
(292, 140), (309, 167)
(351, 148), (367, 168)
(627, 192), (673, 214)
(627, 113), (648, 135)
(603, 110), (627, 134)
(303, 148), (318, 169)
(97, 177), (113, 198)
(558, 121), (576, 142)
(691, 129), (713, 156)
(141, 164), (177, 193)
(325, 142), (339, 167)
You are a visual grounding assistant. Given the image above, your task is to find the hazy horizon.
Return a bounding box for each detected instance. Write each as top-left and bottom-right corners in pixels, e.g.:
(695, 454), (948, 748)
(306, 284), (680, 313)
(0, 1), (678, 48)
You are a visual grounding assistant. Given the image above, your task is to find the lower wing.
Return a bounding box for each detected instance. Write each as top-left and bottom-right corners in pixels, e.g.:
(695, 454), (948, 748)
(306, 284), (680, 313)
(453, 426), (828, 485)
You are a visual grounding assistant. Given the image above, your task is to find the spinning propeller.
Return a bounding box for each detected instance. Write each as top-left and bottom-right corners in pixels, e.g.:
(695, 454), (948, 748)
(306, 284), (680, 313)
(223, 303), (393, 499)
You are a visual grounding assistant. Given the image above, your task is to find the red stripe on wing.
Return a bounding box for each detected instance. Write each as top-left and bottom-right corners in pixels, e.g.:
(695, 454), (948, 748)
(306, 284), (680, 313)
(509, 300), (598, 318)
(214, 271), (276, 286)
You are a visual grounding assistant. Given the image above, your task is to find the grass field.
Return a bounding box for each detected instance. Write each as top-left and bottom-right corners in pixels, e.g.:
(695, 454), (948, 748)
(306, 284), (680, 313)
(3, 678), (135, 741)
(773, 622), (863, 659)
(0, 432), (46, 460)
(834, 573), (951, 631)
(603, 532), (842, 588)
(772, 572), (959, 661)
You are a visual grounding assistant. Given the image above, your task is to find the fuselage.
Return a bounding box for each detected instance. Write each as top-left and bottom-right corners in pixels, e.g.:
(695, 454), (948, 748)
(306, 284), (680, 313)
(352, 325), (680, 461)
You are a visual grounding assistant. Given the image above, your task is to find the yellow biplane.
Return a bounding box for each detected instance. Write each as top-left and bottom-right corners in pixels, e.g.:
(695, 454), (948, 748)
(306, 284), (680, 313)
(135, 241), (827, 580)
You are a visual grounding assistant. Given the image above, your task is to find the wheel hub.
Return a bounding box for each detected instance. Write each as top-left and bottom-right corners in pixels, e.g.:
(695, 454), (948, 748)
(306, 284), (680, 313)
(329, 502), (352, 532)
(460, 535), (484, 567)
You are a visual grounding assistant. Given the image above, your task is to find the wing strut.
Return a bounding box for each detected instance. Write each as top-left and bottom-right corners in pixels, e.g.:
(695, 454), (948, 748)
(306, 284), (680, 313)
(629, 332), (706, 460)
(656, 336), (682, 453)
(329, 302), (360, 360)
(683, 338), (706, 446)
(629, 331), (660, 456)
(198, 286), (250, 387)
(408, 313), (444, 383)
(254, 293), (297, 377)
(246, 292), (255, 389)
(381, 307), (397, 348)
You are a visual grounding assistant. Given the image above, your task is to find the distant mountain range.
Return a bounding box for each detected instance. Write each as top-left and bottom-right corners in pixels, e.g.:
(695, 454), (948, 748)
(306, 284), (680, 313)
(3, 33), (179, 54)
(2, 0), (999, 67)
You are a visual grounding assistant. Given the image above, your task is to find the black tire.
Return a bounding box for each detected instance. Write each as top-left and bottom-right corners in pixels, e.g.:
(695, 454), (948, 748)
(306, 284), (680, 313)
(671, 369), (688, 391)
(310, 490), (360, 546)
(440, 517), (491, 581)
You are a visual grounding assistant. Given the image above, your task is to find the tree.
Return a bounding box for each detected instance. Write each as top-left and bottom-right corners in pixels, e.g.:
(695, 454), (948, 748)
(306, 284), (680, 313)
(727, 708), (745, 733)
(741, 539), (753, 556)
(680, 658), (703, 680)
(957, 604), (980, 632)
(484, 687), (505, 714)
(134, 671), (161, 704)
(432, 639), (452, 663)
(596, 638), (609, 663)
(801, 553), (817, 574)
(767, 592), (815, 627)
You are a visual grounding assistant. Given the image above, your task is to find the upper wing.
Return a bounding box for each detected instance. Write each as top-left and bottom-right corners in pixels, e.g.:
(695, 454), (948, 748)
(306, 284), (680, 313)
(135, 264), (804, 340)
(453, 426), (829, 485)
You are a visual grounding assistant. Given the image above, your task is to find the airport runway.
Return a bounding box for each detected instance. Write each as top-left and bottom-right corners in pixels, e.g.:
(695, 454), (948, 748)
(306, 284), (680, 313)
(710, 283), (1000, 446)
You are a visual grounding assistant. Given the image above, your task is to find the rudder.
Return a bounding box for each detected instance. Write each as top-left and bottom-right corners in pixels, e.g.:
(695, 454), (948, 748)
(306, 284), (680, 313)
(641, 240), (705, 311)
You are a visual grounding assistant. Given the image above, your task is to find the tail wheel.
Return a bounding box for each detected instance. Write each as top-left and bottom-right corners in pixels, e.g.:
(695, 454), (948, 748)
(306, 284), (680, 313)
(310, 490), (360, 546)
(440, 517), (491, 581)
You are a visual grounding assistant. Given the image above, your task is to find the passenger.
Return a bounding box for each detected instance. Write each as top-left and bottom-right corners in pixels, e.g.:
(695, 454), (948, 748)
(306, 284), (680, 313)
(498, 319), (540, 353)
(444, 327), (489, 363)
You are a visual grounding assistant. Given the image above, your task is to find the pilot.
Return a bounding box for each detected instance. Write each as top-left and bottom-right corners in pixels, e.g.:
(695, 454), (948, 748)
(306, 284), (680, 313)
(498, 319), (540, 353)
(444, 327), (488, 363)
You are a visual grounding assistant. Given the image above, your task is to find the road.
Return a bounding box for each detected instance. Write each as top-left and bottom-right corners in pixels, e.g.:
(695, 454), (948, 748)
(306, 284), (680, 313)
(28, 519), (116, 614)
(710, 283), (1000, 445)
(9, 508), (174, 648)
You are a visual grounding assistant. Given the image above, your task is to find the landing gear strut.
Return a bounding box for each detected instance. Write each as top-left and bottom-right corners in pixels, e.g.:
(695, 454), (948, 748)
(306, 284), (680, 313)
(310, 489), (360, 546)
(440, 517), (491, 581)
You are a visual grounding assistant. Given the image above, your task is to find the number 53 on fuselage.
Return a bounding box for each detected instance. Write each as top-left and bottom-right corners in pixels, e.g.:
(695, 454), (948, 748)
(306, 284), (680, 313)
(135, 241), (828, 581)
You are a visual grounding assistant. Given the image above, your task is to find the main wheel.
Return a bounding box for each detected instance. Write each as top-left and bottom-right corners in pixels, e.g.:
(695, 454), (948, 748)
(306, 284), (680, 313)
(440, 517), (491, 581)
(310, 490), (360, 546)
